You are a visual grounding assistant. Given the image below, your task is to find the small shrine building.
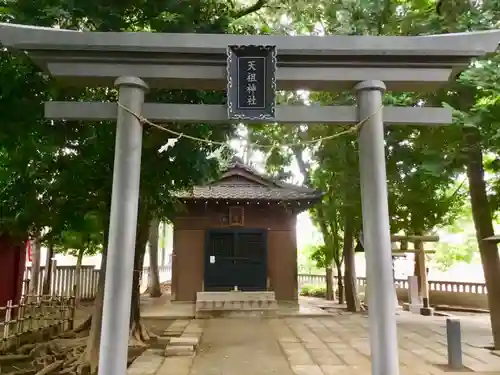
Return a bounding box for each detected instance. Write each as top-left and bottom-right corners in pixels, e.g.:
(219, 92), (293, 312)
(170, 158), (322, 302)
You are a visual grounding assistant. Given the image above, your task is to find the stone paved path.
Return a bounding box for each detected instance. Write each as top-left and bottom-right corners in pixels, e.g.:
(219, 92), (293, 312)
(276, 315), (500, 375)
(182, 314), (500, 375)
(146, 312), (500, 375)
(189, 318), (294, 375)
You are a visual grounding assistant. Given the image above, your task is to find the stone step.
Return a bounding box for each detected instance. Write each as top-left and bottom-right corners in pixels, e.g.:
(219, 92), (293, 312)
(165, 345), (195, 357)
(196, 299), (278, 311)
(196, 291), (276, 302)
(169, 336), (200, 347)
(163, 331), (184, 337)
(156, 336), (172, 346)
(162, 319), (191, 337)
(195, 292), (279, 316)
(182, 328), (204, 338)
(168, 319), (190, 329)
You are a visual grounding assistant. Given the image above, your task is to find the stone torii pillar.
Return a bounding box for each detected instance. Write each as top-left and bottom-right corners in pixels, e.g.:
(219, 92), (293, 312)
(98, 77), (148, 375)
(414, 237), (432, 315)
(356, 80), (399, 375)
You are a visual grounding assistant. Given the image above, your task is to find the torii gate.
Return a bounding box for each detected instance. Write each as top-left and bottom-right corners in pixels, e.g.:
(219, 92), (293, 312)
(392, 234), (440, 315)
(1, 23), (498, 375)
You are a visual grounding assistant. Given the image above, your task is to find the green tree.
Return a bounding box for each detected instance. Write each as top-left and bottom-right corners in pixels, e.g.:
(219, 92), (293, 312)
(298, 243), (322, 274)
(433, 202), (479, 270)
(51, 213), (104, 304)
(309, 128), (363, 311)
(246, 0), (486, 317)
(0, 49), (58, 241)
(0, 0), (275, 373)
(434, 238), (478, 271)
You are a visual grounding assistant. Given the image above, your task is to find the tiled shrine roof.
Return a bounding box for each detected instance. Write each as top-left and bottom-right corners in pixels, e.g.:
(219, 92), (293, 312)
(176, 158), (323, 203)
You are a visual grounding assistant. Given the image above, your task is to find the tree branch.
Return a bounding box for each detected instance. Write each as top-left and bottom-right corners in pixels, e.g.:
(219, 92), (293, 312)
(436, 0), (443, 15)
(291, 146), (311, 186)
(232, 0), (268, 20)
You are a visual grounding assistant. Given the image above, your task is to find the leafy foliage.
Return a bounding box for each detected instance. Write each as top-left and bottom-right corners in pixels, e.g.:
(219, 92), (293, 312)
(1, 0), (500, 353)
(298, 243), (323, 274)
(52, 213), (104, 257)
(434, 237), (478, 271)
(0, 0), (282, 246)
(300, 284), (327, 298)
(0, 1), (275, 372)
(0, 51), (55, 239)
(244, 0), (500, 267)
(432, 202), (480, 270)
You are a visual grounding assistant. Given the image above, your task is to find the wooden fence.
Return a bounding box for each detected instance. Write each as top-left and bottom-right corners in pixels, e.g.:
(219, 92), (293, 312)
(24, 265), (100, 300)
(23, 264), (173, 300)
(0, 295), (75, 352)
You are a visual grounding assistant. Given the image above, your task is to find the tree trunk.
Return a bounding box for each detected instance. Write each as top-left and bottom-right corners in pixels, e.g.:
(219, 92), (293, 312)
(325, 266), (334, 300)
(335, 261), (345, 304)
(413, 253), (421, 293)
(83, 238), (109, 375)
(160, 222), (167, 267)
(80, 215), (111, 375)
(148, 217), (162, 298)
(465, 128), (500, 350)
(81, 212), (154, 374)
(343, 215), (362, 312)
(314, 210), (339, 302)
(75, 247), (85, 307)
(42, 241), (54, 295)
(130, 217), (153, 344)
(28, 235), (42, 297)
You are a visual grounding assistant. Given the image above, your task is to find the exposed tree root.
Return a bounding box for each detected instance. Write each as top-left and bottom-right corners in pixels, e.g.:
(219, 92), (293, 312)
(58, 355), (91, 375)
(12, 317), (156, 375)
(58, 321), (158, 374)
(0, 353), (31, 364)
(34, 360), (62, 375)
(73, 316), (92, 333)
(13, 337), (90, 375)
(58, 329), (89, 339)
(129, 320), (158, 347)
(142, 282), (171, 296)
(4, 370), (36, 375)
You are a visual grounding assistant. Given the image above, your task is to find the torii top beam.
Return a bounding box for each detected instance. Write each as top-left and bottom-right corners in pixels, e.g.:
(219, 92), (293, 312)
(0, 23), (499, 91)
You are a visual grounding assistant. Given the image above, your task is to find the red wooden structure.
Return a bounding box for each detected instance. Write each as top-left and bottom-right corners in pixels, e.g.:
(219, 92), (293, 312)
(0, 235), (26, 307)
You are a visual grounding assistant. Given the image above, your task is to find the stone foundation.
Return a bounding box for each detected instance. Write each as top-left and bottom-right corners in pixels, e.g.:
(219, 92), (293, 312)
(195, 291), (278, 317)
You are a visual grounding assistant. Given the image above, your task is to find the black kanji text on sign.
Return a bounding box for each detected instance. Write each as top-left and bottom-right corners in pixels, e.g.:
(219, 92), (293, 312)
(227, 45), (276, 121)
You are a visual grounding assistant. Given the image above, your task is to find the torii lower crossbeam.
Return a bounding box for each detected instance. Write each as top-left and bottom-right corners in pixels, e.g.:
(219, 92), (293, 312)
(45, 102), (451, 125)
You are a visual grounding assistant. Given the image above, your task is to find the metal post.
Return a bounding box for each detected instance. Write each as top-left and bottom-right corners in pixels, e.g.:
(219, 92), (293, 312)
(446, 318), (463, 370)
(98, 76), (148, 375)
(355, 80), (400, 375)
